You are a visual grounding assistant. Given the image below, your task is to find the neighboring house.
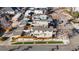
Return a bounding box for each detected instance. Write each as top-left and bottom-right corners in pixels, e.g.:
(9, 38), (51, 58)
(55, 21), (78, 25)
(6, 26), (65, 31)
(31, 14), (52, 26)
(72, 7), (79, 12)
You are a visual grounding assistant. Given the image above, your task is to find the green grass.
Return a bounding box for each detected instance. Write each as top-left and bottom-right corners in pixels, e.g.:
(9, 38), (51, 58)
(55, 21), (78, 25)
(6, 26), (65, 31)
(35, 41), (47, 44)
(12, 41), (63, 45)
(48, 41), (63, 44)
(13, 42), (34, 44)
(24, 42), (34, 44)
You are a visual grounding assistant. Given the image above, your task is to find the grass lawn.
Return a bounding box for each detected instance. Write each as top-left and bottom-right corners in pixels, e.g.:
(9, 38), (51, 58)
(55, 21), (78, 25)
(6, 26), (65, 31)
(35, 41), (47, 44)
(12, 41), (63, 45)
(24, 42), (34, 44)
(48, 41), (63, 44)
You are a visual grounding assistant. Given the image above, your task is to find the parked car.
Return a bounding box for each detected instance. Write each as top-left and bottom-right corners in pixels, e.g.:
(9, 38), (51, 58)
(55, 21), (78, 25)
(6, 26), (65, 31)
(22, 48), (29, 51)
(51, 48), (55, 51)
(28, 46), (32, 49)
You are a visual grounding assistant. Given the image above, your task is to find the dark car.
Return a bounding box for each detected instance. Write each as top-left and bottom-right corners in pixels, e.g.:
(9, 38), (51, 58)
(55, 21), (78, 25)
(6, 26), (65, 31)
(22, 48), (29, 51)
(28, 19), (33, 22)
(8, 48), (17, 51)
(51, 48), (55, 51)
(28, 46), (32, 48)
(22, 46), (32, 51)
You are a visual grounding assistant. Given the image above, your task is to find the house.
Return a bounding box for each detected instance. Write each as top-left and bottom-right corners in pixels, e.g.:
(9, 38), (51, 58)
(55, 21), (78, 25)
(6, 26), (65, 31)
(34, 10), (43, 14)
(30, 30), (53, 38)
(72, 7), (79, 12)
(25, 9), (44, 17)
(31, 14), (52, 26)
